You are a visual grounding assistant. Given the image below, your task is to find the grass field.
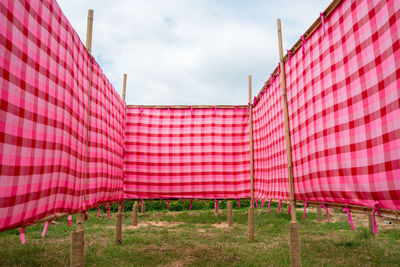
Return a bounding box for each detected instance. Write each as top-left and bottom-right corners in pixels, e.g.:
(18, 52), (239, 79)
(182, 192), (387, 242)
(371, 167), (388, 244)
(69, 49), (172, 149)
(0, 206), (399, 266)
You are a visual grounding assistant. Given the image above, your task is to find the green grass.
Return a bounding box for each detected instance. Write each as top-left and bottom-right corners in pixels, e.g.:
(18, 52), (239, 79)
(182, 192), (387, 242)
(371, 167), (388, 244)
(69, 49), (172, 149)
(0, 207), (399, 266)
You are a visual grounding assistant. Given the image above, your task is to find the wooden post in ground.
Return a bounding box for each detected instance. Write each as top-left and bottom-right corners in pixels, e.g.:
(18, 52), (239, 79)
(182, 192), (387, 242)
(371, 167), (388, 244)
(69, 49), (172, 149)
(141, 200), (146, 213)
(316, 206), (322, 222)
(368, 213), (374, 234)
(277, 18), (302, 267)
(132, 201), (138, 226)
(228, 201), (233, 227)
(248, 75), (255, 243)
(115, 74), (127, 245)
(70, 9), (94, 267)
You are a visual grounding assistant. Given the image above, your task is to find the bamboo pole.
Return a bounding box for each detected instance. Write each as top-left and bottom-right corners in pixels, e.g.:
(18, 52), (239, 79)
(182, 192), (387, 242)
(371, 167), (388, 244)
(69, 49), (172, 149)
(368, 213), (374, 234)
(277, 18), (301, 267)
(114, 74), (127, 245)
(228, 201), (233, 227)
(132, 202), (138, 226)
(316, 206), (322, 222)
(141, 200), (146, 213)
(248, 75), (255, 243)
(71, 9), (94, 267)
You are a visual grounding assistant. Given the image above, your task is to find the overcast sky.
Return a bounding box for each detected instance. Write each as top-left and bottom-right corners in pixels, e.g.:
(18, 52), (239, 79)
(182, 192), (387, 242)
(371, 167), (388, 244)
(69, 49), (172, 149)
(57, 0), (331, 105)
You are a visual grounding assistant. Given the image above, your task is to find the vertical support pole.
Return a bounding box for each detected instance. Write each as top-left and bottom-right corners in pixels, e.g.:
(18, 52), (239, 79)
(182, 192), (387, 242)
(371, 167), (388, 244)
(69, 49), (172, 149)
(277, 18), (302, 267)
(141, 200), (146, 213)
(248, 75), (255, 243)
(71, 9), (93, 267)
(368, 213), (374, 234)
(132, 201), (138, 226)
(316, 206), (322, 222)
(115, 74), (127, 245)
(228, 201), (233, 227)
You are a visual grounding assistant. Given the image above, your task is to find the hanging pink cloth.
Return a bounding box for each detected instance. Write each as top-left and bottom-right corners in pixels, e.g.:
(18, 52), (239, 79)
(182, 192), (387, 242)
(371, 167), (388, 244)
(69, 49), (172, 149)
(320, 203), (330, 222)
(278, 199), (282, 212)
(255, 199), (259, 208)
(372, 202), (381, 234)
(301, 35), (306, 55)
(303, 201), (308, 220)
(189, 200), (193, 210)
(342, 204), (355, 231)
(68, 215), (72, 226)
(41, 221), (50, 238)
(19, 227), (26, 244)
(139, 106), (143, 118)
(268, 198), (272, 212)
(287, 203), (291, 214)
(214, 199), (219, 211)
(261, 199), (265, 209)
(97, 207), (101, 217)
(106, 202), (111, 220)
(320, 12), (326, 35)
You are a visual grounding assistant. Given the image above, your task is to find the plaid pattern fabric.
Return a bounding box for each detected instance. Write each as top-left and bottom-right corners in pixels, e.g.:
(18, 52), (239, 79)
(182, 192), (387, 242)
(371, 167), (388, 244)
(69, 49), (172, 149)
(0, 0), (124, 231)
(253, 0), (400, 210)
(287, 0), (400, 211)
(124, 107), (250, 199)
(253, 71), (290, 201)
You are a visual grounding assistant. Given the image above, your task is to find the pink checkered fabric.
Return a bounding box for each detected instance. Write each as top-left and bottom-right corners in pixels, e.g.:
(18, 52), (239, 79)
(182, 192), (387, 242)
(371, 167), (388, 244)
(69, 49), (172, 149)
(124, 107), (250, 199)
(254, 0), (400, 211)
(253, 71), (290, 201)
(0, 0), (124, 231)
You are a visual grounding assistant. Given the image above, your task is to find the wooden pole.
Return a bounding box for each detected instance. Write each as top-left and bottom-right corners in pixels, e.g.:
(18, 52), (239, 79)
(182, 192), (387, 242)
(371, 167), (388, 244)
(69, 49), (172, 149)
(316, 206), (322, 222)
(228, 201), (233, 227)
(132, 202), (138, 226)
(277, 18), (301, 267)
(368, 213), (374, 234)
(248, 75), (255, 243)
(71, 9), (94, 267)
(115, 74), (127, 245)
(141, 200), (146, 213)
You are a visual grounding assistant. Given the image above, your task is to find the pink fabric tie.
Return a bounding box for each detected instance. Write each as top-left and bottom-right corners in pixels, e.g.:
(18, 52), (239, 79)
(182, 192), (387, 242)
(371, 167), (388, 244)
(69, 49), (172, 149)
(287, 50), (292, 66)
(372, 202), (381, 234)
(268, 199), (272, 212)
(278, 199), (282, 212)
(287, 203), (291, 214)
(106, 203), (111, 220)
(303, 201), (307, 220)
(189, 200), (193, 210)
(261, 199), (265, 209)
(68, 215), (72, 226)
(214, 199), (219, 210)
(255, 199), (259, 208)
(19, 227), (26, 244)
(167, 199), (170, 211)
(97, 207), (101, 217)
(238, 199), (241, 208)
(122, 200), (125, 212)
(84, 210), (88, 221)
(41, 221), (50, 238)
(320, 203), (330, 222)
(320, 12), (326, 35)
(301, 35), (306, 55)
(342, 204), (355, 231)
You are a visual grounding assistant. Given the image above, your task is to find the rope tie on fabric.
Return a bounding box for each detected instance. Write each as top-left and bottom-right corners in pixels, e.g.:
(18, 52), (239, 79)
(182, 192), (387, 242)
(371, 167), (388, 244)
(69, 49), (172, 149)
(278, 199), (282, 212)
(320, 12), (326, 35)
(106, 202), (111, 219)
(287, 203), (291, 214)
(287, 50), (292, 66)
(301, 35), (306, 55)
(268, 198), (272, 212)
(41, 221), (50, 238)
(372, 202), (381, 234)
(303, 201), (308, 220)
(320, 203), (330, 222)
(342, 204), (354, 231)
(68, 215), (72, 226)
(19, 227), (25, 244)
(97, 207), (101, 217)
(261, 198), (265, 209)
(189, 200), (193, 210)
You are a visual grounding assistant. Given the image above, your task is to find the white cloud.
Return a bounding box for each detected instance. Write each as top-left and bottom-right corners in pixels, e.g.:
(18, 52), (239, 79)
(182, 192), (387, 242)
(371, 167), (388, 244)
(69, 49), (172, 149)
(56, 0), (331, 105)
